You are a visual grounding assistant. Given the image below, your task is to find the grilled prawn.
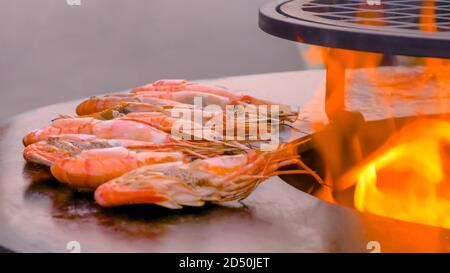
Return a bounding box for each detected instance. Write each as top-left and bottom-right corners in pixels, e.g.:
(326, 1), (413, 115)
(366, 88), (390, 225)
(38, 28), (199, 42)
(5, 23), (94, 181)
(24, 134), (246, 166)
(50, 147), (187, 189)
(76, 79), (297, 117)
(134, 80), (298, 117)
(75, 94), (193, 116)
(77, 101), (295, 139)
(95, 141), (316, 209)
(22, 117), (175, 146)
(76, 91), (245, 116)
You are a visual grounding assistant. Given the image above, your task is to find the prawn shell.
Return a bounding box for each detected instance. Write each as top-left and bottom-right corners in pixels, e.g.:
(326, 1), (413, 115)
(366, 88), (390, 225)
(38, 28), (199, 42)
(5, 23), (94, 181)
(50, 148), (184, 189)
(51, 155), (140, 189)
(95, 183), (168, 207)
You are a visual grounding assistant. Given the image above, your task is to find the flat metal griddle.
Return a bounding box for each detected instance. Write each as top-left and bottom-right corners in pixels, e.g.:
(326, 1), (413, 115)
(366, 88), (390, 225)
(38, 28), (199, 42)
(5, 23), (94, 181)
(259, 0), (450, 58)
(1, 69), (449, 252)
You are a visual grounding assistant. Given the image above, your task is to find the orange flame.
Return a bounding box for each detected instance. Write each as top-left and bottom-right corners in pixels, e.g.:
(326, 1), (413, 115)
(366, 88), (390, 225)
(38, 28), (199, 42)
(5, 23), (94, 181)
(338, 119), (450, 228)
(340, 0), (450, 229)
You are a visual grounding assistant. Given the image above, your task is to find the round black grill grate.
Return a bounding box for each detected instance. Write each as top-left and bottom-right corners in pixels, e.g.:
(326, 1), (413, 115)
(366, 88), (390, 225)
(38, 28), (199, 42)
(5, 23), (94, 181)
(259, 0), (450, 58)
(296, 0), (450, 32)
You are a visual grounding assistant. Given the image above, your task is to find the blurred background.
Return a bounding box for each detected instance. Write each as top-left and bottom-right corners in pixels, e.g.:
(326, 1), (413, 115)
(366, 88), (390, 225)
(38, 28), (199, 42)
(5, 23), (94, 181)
(0, 0), (306, 117)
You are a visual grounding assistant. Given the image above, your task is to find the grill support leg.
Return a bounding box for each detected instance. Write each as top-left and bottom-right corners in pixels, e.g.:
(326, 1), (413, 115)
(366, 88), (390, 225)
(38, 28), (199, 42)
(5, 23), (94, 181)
(321, 49), (366, 191)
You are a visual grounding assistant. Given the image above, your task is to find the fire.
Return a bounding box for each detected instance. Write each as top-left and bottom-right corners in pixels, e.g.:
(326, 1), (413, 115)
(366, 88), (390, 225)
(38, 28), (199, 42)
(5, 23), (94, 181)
(338, 119), (450, 228)
(298, 0), (450, 228)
